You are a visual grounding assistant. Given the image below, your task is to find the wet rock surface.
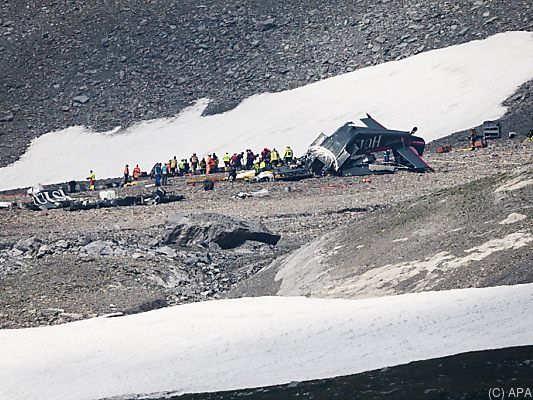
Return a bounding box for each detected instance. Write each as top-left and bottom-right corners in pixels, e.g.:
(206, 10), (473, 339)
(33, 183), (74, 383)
(156, 346), (533, 400)
(1, 0), (532, 166)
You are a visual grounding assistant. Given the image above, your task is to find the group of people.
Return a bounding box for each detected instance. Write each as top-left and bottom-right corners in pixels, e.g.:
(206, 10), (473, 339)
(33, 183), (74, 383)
(84, 146), (297, 189)
(123, 164), (142, 185)
(223, 146), (294, 173)
(148, 146), (295, 186)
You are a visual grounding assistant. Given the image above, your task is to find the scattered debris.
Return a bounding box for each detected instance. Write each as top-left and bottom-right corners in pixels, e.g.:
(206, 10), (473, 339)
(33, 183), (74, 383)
(251, 171), (274, 182)
(482, 120), (502, 138)
(436, 145), (453, 153)
(235, 189), (270, 199)
(26, 187), (183, 211)
(28, 189), (73, 210)
(99, 190), (116, 200)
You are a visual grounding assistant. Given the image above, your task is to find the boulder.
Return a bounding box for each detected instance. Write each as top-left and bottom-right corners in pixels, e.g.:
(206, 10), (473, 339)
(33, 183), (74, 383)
(156, 246), (177, 258)
(83, 240), (113, 257)
(72, 95), (90, 104)
(162, 213), (280, 249)
(14, 237), (42, 252)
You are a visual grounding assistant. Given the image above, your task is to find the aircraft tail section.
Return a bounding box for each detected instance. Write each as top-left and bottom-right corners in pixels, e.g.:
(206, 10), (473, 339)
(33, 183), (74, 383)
(395, 145), (434, 172)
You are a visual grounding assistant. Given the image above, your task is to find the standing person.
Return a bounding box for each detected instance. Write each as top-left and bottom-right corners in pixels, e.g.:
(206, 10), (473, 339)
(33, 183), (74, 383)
(133, 164), (141, 180)
(283, 146), (294, 165)
(261, 148), (269, 162)
(154, 163), (162, 186)
(206, 154), (212, 175)
(178, 159), (186, 175)
(162, 162), (169, 185)
(236, 152), (244, 170)
(87, 170), (96, 190)
(228, 166), (237, 183)
(170, 156), (177, 175)
(212, 153), (219, 173)
(230, 153), (237, 168)
(123, 164), (130, 186)
(270, 148), (279, 167)
(223, 152), (231, 170)
(190, 153), (199, 173)
(184, 158), (190, 174)
(199, 157), (206, 174)
(469, 128), (478, 149)
(246, 149), (255, 170)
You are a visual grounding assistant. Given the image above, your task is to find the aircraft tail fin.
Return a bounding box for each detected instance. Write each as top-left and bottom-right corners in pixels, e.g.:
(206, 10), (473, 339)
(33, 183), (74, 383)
(396, 145), (434, 172)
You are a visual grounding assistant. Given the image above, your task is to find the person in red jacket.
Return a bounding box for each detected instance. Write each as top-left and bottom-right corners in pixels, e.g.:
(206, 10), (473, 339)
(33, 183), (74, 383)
(132, 164), (141, 180)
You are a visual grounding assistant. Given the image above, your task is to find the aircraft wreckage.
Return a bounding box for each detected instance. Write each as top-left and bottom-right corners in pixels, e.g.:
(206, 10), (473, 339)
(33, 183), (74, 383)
(26, 188), (183, 211)
(246, 114), (433, 182)
(301, 114), (433, 177)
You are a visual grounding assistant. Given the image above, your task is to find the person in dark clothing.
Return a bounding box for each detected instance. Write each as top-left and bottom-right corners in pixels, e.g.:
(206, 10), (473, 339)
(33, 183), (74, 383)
(228, 167), (237, 183)
(154, 163), (162, 186)
(469, 128), (478, 148)
(236, 152), (244, 170)
(246, 149), (255, 170)
(68, 180), (77, 193)
(203, 180), (214, 191)
(199, 157), (206, 174)
(123, 164), (130, 186)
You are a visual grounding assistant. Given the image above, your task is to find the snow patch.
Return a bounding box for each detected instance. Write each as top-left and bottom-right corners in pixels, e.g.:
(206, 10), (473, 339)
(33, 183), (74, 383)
(324, 232), (533, 297)
(499, 213), (527, 225)
(1, 285), (533, 400)
(393, 237), (409, 242)
(0, 31), (532, 191)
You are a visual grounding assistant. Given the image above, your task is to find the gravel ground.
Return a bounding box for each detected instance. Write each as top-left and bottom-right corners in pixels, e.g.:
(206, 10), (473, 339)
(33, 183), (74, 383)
(232, 145), (533, 299)
(0, 138), (531, 328)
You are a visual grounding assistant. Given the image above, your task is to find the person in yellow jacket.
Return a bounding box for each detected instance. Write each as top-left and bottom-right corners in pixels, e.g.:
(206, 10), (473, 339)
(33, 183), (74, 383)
(223, 152), (231, 171)
(87, 170), (96, 190)
(270, 148), (280, 167)
(283, 146), (294, 165)
(178, 159), (186, 175)
(170, 156), (177, 175)
(259, 158), (267, 172)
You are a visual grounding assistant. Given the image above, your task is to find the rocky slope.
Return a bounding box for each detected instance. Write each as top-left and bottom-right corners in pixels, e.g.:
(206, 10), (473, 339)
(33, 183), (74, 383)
(1, 0), (532, 166)
(231, 162), (533, 299)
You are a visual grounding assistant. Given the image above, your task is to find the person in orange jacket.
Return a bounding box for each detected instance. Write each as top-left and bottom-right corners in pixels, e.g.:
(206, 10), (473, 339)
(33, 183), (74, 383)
(133, 164), (141, 180)
(206, 154), (212, 174)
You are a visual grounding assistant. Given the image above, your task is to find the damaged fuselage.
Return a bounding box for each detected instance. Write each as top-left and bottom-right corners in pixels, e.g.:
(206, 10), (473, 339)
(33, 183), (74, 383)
(303, 114), (433, 176)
